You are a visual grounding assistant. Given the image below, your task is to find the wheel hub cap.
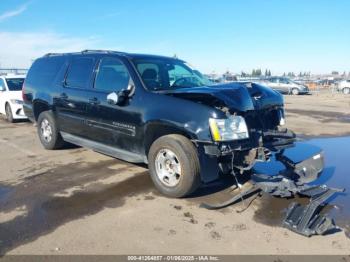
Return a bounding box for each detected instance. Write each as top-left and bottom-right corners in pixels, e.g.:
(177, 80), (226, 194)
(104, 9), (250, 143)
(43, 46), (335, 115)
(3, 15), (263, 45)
(40, 119), (52, 142)
(155, 149), (182, 187)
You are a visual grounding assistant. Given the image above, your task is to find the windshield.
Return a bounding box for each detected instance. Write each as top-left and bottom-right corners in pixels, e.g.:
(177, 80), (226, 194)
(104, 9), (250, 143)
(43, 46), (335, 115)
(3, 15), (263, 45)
(132, 58), (213, 91)
(6, 78), (24, 91)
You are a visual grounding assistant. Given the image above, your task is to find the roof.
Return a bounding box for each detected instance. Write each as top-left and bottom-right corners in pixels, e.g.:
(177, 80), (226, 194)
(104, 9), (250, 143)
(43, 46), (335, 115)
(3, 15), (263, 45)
(43, 50), (183, 62)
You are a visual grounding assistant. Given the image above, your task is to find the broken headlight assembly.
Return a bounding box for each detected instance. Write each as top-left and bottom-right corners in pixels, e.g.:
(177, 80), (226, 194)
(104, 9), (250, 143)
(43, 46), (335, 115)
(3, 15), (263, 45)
(209, 115), (249, 141)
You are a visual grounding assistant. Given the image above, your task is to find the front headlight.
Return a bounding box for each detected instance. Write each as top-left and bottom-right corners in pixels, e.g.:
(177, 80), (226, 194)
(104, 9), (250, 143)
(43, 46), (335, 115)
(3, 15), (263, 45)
(209, 116), (249, 141)
(10, 99), (23, 105)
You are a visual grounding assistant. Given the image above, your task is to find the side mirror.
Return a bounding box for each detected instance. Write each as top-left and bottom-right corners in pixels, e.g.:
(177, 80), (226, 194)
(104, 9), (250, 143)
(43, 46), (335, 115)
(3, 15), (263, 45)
(107, 84), (135, 106)
(0, 86), (5, 92)
(126, 83), (135, 97)
(107, 92), (120, 105)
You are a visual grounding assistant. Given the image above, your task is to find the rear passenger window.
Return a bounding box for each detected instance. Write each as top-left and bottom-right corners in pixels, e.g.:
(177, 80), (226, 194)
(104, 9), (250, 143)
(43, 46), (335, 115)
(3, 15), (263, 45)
(26, 56), (65, 87)
(66, 57), (95, 88)
(94, 57), (131, 92)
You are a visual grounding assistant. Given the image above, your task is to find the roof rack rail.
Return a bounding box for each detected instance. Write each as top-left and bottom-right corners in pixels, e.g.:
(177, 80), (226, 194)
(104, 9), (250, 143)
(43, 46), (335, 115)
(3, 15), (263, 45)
(81, 49), (115, 53)
(44, 53), (60, 57)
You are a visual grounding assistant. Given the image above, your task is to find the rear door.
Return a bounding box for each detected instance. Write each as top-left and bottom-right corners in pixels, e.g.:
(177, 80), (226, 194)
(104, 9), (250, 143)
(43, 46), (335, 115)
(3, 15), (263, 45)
(55, 56), (97, 138)
(84, 56), (143, 155)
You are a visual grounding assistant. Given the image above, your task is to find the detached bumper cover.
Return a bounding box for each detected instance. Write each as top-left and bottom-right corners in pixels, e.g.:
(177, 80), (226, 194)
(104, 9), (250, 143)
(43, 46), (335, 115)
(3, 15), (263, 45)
(201, 142), (345, 237)
(283, 186), (345, 237)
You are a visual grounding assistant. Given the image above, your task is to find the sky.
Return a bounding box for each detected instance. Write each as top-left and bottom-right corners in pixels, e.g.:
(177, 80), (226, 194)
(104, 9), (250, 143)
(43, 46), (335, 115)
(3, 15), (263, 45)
(0, 0), (349, 74)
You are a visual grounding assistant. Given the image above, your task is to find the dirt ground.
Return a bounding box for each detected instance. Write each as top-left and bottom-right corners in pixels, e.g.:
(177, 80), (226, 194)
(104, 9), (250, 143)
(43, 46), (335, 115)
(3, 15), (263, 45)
(0, 92), (349, 255)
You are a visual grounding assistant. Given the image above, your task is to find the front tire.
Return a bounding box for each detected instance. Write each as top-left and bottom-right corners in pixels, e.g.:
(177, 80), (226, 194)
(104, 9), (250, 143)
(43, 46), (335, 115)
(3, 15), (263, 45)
(148, 134), (201, 198)
(343, 87), (350, 95)
(291, 88), (299, 95)
(37, 111), (64, 150)
(5, 103), (14, 123)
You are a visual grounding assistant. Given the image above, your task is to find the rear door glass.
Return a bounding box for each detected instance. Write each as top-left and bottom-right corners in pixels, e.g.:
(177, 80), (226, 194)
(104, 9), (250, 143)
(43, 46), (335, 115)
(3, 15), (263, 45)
(66, 57), (95, 88)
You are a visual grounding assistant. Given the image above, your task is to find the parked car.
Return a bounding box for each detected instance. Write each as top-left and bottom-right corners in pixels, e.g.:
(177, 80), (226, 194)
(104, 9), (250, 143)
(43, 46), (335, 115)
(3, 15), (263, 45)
(336, 80), (350, 94)
(0, 74), (27, 122)
(260, 77), (309, 95)
(23, 50), (295, 198)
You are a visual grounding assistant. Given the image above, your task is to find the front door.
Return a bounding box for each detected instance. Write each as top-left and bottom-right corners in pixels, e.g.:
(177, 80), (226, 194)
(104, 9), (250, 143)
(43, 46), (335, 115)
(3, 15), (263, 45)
(85, 56), (143, 155)
(278, 78), (291, 94)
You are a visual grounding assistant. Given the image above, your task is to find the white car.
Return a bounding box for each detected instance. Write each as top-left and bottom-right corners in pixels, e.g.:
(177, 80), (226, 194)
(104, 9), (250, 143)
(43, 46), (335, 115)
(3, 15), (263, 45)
(0, 75), (27, 122)
(337, 80), (350, 94)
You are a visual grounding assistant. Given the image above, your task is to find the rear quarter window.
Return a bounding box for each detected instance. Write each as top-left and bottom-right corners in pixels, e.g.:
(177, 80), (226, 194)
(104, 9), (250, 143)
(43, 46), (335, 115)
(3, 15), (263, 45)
(26, 56), (66, 87)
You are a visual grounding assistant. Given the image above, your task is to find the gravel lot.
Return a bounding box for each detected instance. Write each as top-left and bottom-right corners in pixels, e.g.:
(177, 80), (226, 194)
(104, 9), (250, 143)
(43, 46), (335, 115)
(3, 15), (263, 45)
(0, 92), (349, 255)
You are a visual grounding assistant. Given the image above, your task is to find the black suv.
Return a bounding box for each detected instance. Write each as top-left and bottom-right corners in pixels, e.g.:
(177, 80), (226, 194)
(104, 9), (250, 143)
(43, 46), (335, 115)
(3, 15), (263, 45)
(23, 50), (294, 198)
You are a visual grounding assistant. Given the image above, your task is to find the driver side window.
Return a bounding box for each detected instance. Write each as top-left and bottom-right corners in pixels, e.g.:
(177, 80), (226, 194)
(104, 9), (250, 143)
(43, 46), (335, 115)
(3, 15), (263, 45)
(168, 65), (192, 85)
(94, 57), (131, 92)
(269, 78), (279, 83)
(279, 78), (289, 84)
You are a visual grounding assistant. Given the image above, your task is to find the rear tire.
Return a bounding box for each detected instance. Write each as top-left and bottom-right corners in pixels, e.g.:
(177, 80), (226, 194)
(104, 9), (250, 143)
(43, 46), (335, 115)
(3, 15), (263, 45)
(37, 111), (64, 150)
(148, 134), (201, 198)
(343, 87), (350, 95)
(291, 88), (299, 95)
(5, 103), (14, 123)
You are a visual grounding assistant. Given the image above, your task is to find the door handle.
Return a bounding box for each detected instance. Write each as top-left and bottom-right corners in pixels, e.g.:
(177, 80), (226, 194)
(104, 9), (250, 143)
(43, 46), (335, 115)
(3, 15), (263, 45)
(88, 97), (100, 105)
(60, 93), (68, 99)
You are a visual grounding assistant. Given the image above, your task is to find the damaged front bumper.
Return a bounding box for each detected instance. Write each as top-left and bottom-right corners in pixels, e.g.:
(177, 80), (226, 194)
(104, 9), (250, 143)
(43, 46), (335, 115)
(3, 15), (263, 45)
(200, 140), (345, 237)
(195, 128), (296, 183)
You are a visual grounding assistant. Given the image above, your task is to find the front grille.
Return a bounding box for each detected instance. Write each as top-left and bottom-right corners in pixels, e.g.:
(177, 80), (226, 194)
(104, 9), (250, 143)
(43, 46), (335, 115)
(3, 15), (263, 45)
(243, 107), (281, 131)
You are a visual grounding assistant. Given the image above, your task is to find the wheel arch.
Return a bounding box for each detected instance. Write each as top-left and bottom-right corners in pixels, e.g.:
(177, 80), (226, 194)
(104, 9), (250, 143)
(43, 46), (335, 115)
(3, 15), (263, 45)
(4, 101), (10, 112)
(33, 99), (51, 121)
(143, 121), (196, 156)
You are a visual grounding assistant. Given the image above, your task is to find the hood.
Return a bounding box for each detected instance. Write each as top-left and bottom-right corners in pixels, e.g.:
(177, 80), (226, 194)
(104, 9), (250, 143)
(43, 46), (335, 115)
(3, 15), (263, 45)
(7, 91), (23, 101)
(162, 82), (283, 112)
